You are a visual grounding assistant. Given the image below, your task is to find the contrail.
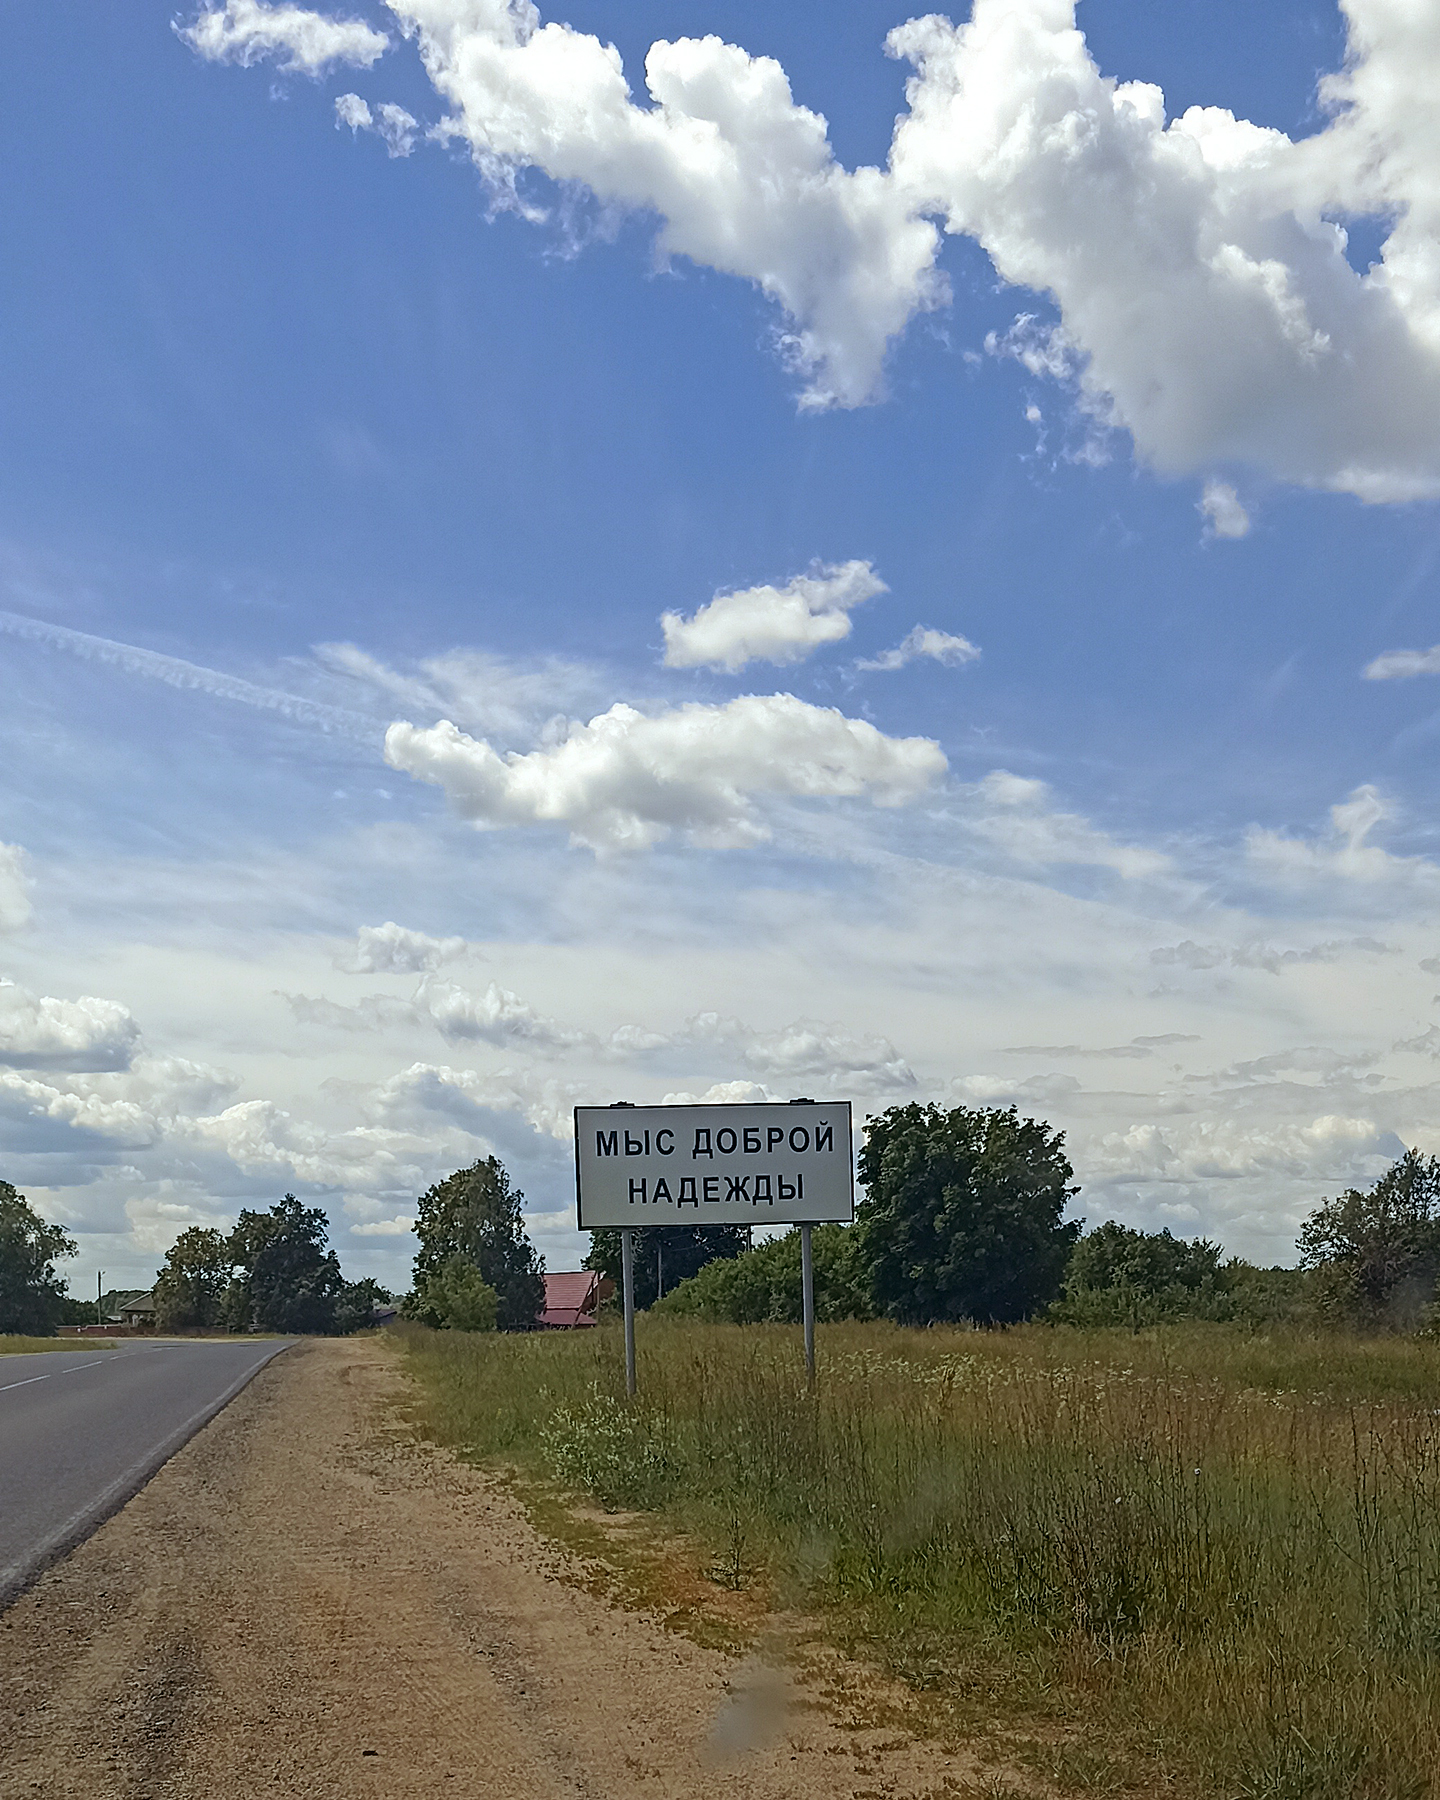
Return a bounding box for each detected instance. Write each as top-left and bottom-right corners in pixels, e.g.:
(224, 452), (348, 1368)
(0, 609), (378, 740)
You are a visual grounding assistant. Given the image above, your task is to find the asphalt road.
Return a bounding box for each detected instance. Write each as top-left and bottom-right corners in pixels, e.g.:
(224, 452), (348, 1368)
(0, 1338), (290, 1608)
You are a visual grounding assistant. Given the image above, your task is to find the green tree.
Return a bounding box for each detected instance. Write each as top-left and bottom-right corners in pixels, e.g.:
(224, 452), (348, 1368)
(653, 1223), (872, 1323)
(407, 1255), (499, 1331)
(585, 1223), (748, 1311)
(412, 1157), (545, 1331)
(1298, 1150), (1440, 1327)
(0, 1181), (76, 1336)
(1050, 1222), (1229, 1327)
(334, 1276), (394, 1335)
(226, 1195), (344, 1334)
(857, 1103), (1080, 1325)
(153, 1226), (231, 1332)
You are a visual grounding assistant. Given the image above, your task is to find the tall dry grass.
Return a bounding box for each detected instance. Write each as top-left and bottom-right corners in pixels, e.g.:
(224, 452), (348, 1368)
(402, 1318), (1440, 1798)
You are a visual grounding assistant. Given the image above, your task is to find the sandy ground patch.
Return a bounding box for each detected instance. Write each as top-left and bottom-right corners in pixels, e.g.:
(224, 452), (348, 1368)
(0, 1336), (986, 1799)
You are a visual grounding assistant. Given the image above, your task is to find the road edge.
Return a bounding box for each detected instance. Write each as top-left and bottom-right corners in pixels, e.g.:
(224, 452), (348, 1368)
(0, 1341), (293, 1613)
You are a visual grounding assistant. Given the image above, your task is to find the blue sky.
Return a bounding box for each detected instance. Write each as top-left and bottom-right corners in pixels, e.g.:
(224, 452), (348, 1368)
(4, 0), (1440, 1297)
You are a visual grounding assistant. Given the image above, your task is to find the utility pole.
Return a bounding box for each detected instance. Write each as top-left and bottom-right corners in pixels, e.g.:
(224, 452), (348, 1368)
(96, 1269), (105, 1328)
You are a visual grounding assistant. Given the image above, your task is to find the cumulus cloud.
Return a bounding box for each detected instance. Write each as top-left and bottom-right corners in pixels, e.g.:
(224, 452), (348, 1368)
(336, 920), (467, 973)
(0, 843), (32, 932)
(0, 1055), (236, 1147)
(1363, 644), (1440, 680)
(176, 0), (1440, 495)
(676, 1012), (915, 1094)
(0, 980), (141, 1073)
(964, 771), (1172, 880)
(385, 694), (945, 853)
(1199, 480), (1250, 539)
(856, 624), (981, 672)
(335, 93), (419, 155)
(660, 561), (885, 672)
(387, 0), (946, 408)
(1093, 1113), (1387, 1184)
(178, 0), (388, 74)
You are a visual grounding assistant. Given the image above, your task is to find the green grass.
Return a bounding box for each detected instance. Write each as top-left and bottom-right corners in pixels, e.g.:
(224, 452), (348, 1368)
(0, 1334), (123, 1353)
(400, 1317), (1440, 1798)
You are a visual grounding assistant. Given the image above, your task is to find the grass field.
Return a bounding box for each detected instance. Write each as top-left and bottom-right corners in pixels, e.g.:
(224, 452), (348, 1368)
(0, 1335), (123, 1354)
(401, 1317), (1440, 1799)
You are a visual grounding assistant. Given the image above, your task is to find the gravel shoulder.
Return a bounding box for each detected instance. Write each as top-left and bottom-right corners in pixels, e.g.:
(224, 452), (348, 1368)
(0, 1336), (981, 1800)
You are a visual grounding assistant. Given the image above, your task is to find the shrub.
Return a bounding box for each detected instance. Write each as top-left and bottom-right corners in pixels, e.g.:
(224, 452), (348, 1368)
(653, 1223), (872, 1323)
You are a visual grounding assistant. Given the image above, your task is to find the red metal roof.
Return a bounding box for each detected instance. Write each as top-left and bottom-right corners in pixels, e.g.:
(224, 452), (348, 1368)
(537, 1270), (601, 1329)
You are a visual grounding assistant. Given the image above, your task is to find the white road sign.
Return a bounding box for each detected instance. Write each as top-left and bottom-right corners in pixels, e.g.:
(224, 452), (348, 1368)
(574, 1102), (854, 1230)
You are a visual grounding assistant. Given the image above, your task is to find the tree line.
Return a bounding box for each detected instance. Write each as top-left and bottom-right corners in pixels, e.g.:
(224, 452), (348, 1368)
(4, 1102), (1439, 1337)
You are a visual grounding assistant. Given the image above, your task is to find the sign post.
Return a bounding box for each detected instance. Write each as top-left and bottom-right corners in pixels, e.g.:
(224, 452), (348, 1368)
(800, 1222), (815, 1382)
(575, 1100), (853, 1393)
(620, 1227), (637, 1398)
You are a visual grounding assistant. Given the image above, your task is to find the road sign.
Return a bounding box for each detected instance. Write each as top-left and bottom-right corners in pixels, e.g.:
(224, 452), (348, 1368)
(574, 1101), (854, 1230)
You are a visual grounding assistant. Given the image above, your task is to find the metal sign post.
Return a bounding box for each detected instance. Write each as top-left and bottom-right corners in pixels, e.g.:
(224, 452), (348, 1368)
(620, 1226), (637, 1399)
(800, 1223), (815, 1382)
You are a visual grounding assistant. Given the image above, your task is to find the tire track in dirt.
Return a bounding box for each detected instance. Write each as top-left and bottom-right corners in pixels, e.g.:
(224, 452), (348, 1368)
(0, 1338), (983, 1800)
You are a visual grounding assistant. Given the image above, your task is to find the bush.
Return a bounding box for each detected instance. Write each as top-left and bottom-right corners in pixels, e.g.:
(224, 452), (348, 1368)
(540, 1385), (676, 1510)
(408, 1255), (499, 1331)
(653, 1223), (872, 1323)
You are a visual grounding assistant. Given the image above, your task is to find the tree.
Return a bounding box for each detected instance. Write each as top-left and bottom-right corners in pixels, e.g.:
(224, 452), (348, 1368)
(1050, 1222), (1229, 1327)
(412, 1157), (545, 1331)
(585, 1223), (748, 1311)
(1298, 1150), (1440, 1327)
(226, 1195), (344, 1334)
(407, 1256), (499, 1331)
(653, 1223), (872, 1323)
(153, 1226), (231, 1332)
(857, 1103), (1080, 1325)
(0, 1181), (76, 1336)
(334, 1277), (394, 1336)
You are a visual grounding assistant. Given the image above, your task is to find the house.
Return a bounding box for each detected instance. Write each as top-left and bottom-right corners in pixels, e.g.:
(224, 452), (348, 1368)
(119, 1292), (157, 1330)
(537, 1271), (611, 1329)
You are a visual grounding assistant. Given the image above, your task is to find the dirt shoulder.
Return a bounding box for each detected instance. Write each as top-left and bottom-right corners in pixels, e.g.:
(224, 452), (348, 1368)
(0, 1336), (982, 1800)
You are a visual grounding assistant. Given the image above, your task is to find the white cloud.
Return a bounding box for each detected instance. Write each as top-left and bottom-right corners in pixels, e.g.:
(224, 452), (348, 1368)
(337, 920), (467, 973)
(857, 624), (981, 673)
(660, 560), (885, 672)
(964, 771), (1172, 880)
(414, 976), (584, 1050)
(335, 93), (418, 156)
(951, 1072), (1082, 1105)
(1152, 935), (1393, 973)
(274, 0), (1440, 494)
(313, 639), (599, 742)
(179, 1), (388, 74)
(1363, 644), (1440, 680)
(1093, 1113), (1387, 1185)
(1199, 480), (1251, 539)
(0, 844), (32, 932)
(385, 694), (946, 853)
(0, 980), (141, 1073)
(0, 609), (372, 739)
(676, 1011), (915, 1094)
(1248, 785), (1440, 889)
(385, 0), (947, 408)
